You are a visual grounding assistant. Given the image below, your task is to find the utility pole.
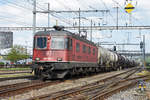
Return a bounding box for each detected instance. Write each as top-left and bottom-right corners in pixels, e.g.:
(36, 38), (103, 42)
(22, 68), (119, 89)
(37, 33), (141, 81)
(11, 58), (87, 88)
(116, 6), (119, 29)
(140, 35), (146, 69)
(79, 8), (81, 35)
(48, 3), (50, 27)
(114, 5), (119, 29)
(33, 0), (36, 35)
(25, 41), (28, 64)
(90, 20), (93, 41)
(143, 35), (145, 67)
(129, 13), (132, 26)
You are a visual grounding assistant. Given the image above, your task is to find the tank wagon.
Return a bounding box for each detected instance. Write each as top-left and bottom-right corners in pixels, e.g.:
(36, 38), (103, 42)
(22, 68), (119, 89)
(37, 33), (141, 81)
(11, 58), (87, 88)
(32, 26), (138, 79)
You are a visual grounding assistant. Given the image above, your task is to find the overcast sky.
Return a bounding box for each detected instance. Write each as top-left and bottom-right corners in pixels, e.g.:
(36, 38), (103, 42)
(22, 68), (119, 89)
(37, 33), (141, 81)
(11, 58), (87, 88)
(0, 0), (150, 53)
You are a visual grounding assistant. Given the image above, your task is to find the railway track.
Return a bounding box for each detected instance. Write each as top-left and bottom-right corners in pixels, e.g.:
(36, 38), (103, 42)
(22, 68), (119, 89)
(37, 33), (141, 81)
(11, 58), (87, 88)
(0, 67), (143, 99)
(0, 80), (61, 98)
(27, 67), (144, 100)
(86, 76), (148, 100)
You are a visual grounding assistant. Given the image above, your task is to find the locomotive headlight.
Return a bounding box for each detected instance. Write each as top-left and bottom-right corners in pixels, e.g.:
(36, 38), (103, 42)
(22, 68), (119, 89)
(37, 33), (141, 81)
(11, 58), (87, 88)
(35, 58), (40, 61)
(57, 58), (62, 61)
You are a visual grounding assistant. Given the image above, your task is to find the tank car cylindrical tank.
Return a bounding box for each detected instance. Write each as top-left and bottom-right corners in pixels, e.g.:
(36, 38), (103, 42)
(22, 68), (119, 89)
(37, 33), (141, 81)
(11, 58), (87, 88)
(98, 46), (118, 69)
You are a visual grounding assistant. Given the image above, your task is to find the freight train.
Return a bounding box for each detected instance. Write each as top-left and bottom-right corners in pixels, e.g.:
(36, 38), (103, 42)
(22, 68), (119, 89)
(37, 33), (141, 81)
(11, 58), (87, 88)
(32, 26), (139, 79)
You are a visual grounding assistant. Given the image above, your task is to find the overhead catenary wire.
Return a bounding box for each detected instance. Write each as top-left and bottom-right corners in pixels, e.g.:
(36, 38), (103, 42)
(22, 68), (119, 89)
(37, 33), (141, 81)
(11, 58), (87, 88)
(0, 0), (34, 26)
(36, 0), (96, 26)
(0, 0), (144, 27)
(35, 0), (74, 26)
(75, 0), (107, 25)
(26, 0), (74, 26)
(99, 0), (116, 25)
(55, 0), (89, 25)
(0, 16), (30, 26)
(0, 0), (73, 26)
(0, 0), (111, 27)
(51, 0), (106, 26)
(0, 0), (32, 10)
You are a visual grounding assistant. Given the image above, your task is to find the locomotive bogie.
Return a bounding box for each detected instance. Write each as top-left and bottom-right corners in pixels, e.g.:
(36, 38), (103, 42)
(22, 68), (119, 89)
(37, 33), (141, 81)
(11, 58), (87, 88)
(33, 62), (99, 79)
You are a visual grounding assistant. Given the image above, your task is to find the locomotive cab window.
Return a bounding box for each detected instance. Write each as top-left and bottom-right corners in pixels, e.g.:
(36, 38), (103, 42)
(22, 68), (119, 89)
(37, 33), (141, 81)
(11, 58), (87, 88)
(51, 37), (72, 50)
(51, 37), (65, 49)
(35, 37), (47, 49)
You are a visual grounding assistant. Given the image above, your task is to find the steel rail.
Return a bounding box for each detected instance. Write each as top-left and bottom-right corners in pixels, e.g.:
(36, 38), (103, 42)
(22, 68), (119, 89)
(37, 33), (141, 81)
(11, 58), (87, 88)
(0, 80), (61, 97)
(0, 80), (41, 91)
(89, 77), (149, 100)
(27, 67), (139, 100)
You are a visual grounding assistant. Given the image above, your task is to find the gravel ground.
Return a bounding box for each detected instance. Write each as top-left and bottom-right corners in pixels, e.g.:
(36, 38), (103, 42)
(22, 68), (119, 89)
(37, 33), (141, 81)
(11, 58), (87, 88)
(1, 69), (145, 100)
(107, 80), (150, 100)
(1, 70), (129, 100)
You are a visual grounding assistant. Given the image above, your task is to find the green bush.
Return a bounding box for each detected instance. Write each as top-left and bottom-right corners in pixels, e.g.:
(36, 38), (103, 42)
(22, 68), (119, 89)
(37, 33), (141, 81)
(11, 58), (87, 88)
(146, 57), (150, 63)
(0, 62), (4, 65)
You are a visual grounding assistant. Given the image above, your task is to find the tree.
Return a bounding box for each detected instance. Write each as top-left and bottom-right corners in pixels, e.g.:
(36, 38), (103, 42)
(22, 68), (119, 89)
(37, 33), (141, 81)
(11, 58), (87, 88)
(4, 45), (29, 63)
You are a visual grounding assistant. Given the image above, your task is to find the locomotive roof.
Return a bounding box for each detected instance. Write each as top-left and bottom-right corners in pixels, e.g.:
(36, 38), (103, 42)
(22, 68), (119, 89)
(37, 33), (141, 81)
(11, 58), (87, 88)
(35, 30), (96, 46)
(35, 30), (72, 36)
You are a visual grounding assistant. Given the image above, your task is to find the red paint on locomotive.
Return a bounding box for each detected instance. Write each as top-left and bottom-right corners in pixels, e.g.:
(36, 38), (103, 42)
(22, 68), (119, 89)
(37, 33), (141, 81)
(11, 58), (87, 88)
(32, 26), (139, 79)
(33, 34), (98, 63)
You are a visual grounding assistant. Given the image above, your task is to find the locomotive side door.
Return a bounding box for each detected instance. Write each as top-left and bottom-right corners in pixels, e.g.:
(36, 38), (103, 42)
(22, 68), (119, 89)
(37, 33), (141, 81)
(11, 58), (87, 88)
(67, 37), (75, 61)
(71, 38), (75, 61)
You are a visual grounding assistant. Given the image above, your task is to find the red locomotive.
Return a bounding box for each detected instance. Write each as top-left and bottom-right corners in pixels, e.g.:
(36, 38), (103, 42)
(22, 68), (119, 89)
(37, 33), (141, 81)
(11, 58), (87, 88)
(32, 26), (138, 79)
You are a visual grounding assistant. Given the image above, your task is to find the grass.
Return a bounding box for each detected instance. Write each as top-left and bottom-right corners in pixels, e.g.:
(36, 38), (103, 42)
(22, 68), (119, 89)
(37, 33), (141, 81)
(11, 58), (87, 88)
(0, 67), (31, 71)
(0, 73), (32, 78)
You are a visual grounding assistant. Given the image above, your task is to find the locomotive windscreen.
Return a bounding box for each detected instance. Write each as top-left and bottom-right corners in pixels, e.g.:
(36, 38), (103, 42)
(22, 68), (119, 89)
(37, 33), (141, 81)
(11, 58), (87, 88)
(35, 37), (47, 49)
(51, 37), (65, 49)
(51, 37), (72, 50)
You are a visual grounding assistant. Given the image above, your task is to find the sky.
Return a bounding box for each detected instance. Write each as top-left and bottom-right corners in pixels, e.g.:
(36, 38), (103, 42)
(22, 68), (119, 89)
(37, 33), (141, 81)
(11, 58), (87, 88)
(0, 0), (150, 54)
